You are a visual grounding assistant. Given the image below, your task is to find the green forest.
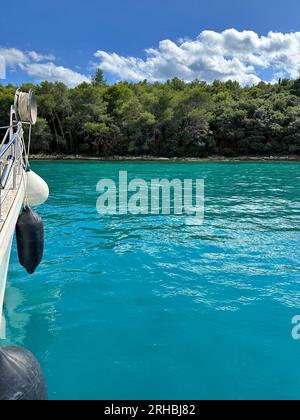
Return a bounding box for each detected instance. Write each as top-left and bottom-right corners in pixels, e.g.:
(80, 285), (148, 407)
(1, 70), (300, 158)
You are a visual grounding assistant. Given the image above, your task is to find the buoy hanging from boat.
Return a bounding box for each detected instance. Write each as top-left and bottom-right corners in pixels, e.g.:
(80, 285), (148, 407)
(16, 207), (44, 274)
(0, 346), (48, 400)
(26, 170), (49, 207)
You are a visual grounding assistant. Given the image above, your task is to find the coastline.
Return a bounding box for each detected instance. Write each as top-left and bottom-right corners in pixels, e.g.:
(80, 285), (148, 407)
(30, 154), (300, 162)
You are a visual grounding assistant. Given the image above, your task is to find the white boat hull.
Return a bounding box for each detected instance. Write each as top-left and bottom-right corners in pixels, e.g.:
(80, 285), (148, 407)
(0, 174), (25, 334)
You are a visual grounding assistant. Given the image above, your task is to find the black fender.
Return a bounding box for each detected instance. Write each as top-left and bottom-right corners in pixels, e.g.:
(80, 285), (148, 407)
(0, 346), (47, 400)
(16, 206), (44, 274)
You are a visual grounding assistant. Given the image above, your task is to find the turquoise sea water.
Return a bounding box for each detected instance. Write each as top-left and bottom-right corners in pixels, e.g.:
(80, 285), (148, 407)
(3, 161), (300, 400)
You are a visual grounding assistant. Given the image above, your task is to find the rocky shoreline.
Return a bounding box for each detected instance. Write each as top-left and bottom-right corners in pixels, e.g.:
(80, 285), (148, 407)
(30, 154), (300, 162)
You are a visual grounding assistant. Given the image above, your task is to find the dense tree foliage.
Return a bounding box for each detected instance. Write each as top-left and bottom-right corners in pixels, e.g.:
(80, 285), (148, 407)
(1, 74), (300, 157)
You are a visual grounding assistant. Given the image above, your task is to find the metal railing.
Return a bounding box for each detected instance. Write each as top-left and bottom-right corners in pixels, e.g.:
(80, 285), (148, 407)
(0, 123), (24, 221)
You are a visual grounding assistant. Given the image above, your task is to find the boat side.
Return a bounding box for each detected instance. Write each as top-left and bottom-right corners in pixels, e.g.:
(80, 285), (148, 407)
(0, 172), (25, 334)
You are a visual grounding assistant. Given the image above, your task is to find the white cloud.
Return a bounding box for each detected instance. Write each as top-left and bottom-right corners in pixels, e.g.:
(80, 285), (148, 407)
(27, 51), (56, 63)
(95, 29), (300, 85)
(0, 47), (89, 86)
(0, 48), (30, 66)
(3, 29), (300, 87)
(25, 63), (90, 87)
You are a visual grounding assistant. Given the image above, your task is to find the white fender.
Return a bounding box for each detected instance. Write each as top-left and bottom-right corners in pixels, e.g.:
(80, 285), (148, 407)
(26, 171), (49, 207)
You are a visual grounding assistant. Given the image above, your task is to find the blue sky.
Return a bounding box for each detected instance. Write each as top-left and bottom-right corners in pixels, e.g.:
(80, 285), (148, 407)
(1, 0), (300, 86)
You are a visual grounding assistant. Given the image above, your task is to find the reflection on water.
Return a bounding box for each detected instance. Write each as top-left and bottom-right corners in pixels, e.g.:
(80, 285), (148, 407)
(4, 161), (300, 400)
(4, 287), (30, 344)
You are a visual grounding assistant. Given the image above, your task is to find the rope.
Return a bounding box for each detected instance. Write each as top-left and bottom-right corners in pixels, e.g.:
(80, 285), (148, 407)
(20, 131), (29, 207)
(26, 125), (32, 171)
(19, 127), (31, 171)
(17, 92), (32, 123)
(16, 90), (37, 125)
(14, 91), (34, 170)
